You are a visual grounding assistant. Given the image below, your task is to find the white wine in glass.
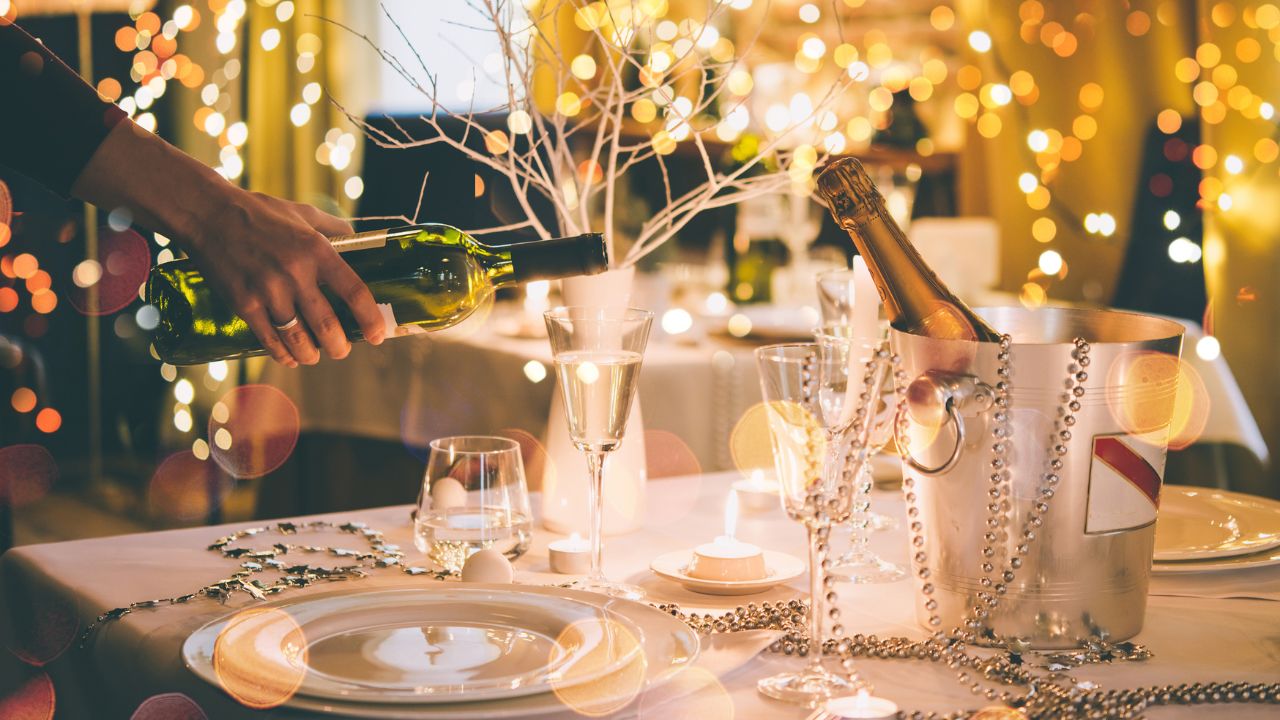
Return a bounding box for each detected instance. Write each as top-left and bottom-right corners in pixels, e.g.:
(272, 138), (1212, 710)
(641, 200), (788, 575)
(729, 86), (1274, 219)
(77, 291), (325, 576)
(554, 351), (643, 452)
(545, 307), (653, 600)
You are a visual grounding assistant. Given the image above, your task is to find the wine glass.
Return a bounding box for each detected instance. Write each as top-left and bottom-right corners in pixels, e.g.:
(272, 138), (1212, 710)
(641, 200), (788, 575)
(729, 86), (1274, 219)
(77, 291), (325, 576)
(815, 267), (897, 534)
(754, 343), (859, 706)
(414, 436), (532, 573)
(814, 325), (905, 583)
(544, 306), (653, 600)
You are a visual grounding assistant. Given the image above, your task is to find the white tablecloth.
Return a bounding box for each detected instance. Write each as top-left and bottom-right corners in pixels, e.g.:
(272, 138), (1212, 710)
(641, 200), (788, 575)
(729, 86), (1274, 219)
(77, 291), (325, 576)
(2, 471), (1277, 718)
(258, 307), (765, 476)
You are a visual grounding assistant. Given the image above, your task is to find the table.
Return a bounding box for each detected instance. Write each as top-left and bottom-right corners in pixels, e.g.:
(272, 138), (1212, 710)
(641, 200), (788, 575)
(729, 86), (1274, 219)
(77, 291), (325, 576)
(4, 471), (1277, 718)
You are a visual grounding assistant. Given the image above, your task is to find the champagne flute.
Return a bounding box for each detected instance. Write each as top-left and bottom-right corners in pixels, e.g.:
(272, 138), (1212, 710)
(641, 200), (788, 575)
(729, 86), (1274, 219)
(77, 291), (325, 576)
(754, 343), (860, 707)
(814, 324), (905, 583)
(815, 267), (897, 533)
(544, 306), (653, 600)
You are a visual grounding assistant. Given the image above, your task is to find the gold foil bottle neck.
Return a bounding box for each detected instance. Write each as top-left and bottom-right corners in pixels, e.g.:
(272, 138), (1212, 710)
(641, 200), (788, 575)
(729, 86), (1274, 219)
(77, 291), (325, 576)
(815, 157), (886, 227)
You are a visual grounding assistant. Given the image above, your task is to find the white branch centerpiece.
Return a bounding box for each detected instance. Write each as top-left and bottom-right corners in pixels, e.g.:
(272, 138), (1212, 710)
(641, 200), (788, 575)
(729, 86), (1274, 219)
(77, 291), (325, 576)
(334, 0), (859, 267)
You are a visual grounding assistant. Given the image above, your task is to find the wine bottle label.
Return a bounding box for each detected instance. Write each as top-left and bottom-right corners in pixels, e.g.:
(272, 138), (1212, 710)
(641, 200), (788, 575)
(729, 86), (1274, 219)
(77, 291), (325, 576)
(330, 229), (389, 253)
(376, 303), (426, 338)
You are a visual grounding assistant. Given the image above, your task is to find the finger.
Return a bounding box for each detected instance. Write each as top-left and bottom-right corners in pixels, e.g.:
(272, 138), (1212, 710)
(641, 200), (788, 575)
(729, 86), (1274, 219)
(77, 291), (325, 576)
(240, 305), (298, 368)
(267, 294), (321, 365)
(320, 256), (385, 345)
(296, 204), (354, 237)
(296, 285), (352, 360)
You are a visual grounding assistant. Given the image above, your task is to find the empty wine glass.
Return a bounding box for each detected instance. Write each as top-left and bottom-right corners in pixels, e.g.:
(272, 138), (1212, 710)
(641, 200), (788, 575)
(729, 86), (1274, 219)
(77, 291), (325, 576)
(544, 306), (653, 600)
(814, 325), (905, 583)
(754, 343), (859, 707)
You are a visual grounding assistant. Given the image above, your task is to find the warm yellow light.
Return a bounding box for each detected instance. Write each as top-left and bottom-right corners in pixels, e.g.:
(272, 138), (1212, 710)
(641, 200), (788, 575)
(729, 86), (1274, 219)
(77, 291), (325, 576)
(968, 30), (992, 53)
(1038, 250), (1064, 276)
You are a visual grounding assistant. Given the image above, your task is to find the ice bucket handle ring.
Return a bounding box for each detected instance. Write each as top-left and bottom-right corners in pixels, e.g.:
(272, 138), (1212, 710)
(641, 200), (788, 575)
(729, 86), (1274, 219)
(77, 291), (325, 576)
(894, 370), (994, 476)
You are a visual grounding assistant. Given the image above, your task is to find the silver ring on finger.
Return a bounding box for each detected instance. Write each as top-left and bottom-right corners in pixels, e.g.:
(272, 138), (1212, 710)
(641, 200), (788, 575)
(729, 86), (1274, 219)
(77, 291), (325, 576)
(272, 315), (301, 332)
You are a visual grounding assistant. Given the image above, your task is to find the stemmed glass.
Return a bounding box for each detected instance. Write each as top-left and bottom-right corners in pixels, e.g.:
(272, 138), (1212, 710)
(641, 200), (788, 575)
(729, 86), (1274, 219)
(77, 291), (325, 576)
(754, 343), (860, 706)
(814, 325), (905, 583)
(816, 267), (897, 537)
(544, 306), (653, 600)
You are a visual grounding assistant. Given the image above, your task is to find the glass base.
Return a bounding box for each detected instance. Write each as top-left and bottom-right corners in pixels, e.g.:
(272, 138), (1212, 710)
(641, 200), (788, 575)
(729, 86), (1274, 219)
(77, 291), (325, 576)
(831, 549), (907, 584)
(757, 664), (858, 708)
(575, 577), (646, 601)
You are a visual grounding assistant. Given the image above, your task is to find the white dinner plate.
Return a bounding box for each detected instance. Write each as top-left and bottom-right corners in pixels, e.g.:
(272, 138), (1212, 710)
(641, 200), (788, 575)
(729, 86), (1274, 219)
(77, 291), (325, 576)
(1153, 486), (1280, 562)
(650, 550), (805, 596)
(184, 584), (699, 719)
(709, 305), (822, 341)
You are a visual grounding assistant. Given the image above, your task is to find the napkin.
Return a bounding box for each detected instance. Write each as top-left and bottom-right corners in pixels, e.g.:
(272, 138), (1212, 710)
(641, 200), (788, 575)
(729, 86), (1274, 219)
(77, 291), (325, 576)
(1149, 566), (1280, 602)
(620, 629), (782, 718)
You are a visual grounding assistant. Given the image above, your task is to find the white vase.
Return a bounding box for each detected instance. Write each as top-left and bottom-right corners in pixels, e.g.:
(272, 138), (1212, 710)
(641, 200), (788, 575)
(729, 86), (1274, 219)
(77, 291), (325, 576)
(541, 267), (647, 535)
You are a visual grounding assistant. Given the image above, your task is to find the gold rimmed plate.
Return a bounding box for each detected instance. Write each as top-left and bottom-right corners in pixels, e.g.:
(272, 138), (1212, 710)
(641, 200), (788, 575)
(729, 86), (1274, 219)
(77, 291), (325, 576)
(1153, 486), (1280, 563)
(183, 584), (699, 718)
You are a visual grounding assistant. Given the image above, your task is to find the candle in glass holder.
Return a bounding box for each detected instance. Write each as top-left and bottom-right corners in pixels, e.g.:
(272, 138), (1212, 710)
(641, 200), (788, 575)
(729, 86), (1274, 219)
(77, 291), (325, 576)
(686, 492), (767, 581)
(732, 469), (781, 512)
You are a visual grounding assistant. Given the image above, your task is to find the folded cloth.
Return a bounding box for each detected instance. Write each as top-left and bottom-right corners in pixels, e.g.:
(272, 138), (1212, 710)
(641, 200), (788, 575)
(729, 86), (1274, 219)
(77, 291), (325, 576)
(621, 629), (782, 718)
(1149, 565), (1280, 601)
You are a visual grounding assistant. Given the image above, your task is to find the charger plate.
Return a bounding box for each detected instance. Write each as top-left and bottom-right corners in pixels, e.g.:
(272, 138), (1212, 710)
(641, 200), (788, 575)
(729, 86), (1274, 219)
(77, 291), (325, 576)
(1153, 486), (1280, 562)
(183, 584), (699, 718)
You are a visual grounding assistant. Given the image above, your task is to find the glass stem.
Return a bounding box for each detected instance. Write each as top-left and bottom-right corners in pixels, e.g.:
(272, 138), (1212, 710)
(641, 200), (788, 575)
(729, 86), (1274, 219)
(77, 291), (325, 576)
(847, 462), (873, 559)
(806, 523), (828, 674)
(585, 449), (608, 582)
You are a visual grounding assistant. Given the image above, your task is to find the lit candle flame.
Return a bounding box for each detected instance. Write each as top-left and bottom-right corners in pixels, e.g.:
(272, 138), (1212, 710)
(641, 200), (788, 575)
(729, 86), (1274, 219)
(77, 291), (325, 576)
(724, 490), (739, 540)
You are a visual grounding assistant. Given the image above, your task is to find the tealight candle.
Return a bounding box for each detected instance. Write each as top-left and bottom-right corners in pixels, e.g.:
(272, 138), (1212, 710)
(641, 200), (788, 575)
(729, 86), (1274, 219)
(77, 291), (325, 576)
(548, 532), (591, 575)
(732, 470), (781, 513)
(686, 492), (767, 581)
(824, 690), (899, 719)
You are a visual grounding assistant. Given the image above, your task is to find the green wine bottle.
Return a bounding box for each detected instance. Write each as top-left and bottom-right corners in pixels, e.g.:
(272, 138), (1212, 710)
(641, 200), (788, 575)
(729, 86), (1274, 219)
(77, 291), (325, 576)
(147, 224), (608, 365)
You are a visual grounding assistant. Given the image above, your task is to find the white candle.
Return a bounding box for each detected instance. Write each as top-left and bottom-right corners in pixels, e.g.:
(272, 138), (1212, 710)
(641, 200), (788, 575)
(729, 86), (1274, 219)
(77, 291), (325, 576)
(548, 532), (591, 575)
(824, 690), (899, 719)
(686, 492), (767, 581)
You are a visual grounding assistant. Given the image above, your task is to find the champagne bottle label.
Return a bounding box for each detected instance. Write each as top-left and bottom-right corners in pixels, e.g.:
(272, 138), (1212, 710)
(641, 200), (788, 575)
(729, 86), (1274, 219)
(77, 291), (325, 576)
(331, 229), (390, 253)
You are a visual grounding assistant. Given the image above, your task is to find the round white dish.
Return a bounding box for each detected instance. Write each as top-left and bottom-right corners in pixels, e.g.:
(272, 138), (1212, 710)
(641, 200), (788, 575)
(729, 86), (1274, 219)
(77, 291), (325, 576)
(1154, 485), (1280, 562)
(184, 584), (699, 719)
(650, 549), (805, 595)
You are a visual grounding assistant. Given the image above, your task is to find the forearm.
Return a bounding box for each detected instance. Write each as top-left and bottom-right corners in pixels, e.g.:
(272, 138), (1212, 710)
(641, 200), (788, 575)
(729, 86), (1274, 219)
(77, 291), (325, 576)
(0, 21), (126, 195)
(71, 119), (236, 253)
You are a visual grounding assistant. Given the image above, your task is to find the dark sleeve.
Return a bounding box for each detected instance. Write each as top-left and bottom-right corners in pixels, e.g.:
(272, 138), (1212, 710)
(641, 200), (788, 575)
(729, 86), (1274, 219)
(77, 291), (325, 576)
(0, 20), (127, 196)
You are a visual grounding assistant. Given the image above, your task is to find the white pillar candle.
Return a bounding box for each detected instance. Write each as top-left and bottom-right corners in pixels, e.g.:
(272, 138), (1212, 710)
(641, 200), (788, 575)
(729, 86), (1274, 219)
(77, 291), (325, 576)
(851, 255), (879, 342)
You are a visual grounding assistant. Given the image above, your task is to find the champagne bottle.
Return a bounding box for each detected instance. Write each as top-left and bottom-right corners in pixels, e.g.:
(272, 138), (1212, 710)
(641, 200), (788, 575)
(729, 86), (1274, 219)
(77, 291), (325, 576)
(815, 158), (1002, 342)
(147, 224), (608, 365)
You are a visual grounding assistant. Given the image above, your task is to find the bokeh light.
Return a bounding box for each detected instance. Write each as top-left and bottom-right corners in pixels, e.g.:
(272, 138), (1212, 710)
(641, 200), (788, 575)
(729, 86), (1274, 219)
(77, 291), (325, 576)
(148, 450), (227, 522)
(643, 429), (701, 479)
(0, 672), (54, 720)
(130, 693), (208, 720)
(208, 385), (300, 479)
(213, 608), (307, 710)
(0, 444), (57, 507)
(69, 228), (150, 316)
(550, 618), (646, 716)
(5, 584), (77, 667)
(1105, 351), (1210, 451)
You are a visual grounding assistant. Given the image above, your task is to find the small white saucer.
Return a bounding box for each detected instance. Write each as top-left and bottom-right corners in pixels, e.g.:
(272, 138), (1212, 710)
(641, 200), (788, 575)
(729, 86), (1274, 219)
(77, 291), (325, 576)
(650, 550), (805, 596)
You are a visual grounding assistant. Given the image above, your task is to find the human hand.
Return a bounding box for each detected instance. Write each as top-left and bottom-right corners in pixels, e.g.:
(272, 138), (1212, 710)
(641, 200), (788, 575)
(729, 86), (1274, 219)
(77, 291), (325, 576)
(72, 121), (386, 367)
(181, 188), (387, 367)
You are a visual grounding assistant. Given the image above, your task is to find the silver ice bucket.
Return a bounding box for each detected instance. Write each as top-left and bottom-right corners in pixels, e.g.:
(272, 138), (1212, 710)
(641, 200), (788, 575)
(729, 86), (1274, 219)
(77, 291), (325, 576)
(892, 307), (1184, 649)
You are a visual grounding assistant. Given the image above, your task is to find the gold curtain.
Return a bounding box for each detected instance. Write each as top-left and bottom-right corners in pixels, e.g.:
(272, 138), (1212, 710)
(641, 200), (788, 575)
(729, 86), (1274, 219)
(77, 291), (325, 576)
(954, 0), (1194, 300)
(1200, 0), (1279, 495)
(245, 0), (376, 215)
